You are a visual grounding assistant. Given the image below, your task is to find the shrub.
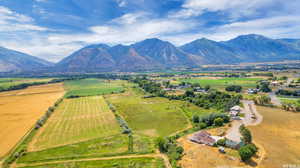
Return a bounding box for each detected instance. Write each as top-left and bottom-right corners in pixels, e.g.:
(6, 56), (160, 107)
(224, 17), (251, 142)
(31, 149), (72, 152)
(240, 125), (252, 144)
(216, 138), (226, 146)
(214, 117), (224, 126)
(239, 145), (254, 161)
(192, 115), (199, 123)
(198, 122), (207, 129)
(225, 85), (242, 93)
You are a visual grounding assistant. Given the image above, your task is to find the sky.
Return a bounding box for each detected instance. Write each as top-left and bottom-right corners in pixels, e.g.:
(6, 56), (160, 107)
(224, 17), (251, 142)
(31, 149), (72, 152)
(0, 0), (299, 62)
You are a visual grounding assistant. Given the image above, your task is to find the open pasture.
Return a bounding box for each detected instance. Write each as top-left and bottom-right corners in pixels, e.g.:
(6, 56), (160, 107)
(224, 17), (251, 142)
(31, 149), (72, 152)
(30, 96), (121, 151)
(106, 87), (191, 137)
(0, 78), (54, 91)
(0, 83), (64, 158)
(64, 78), (124, 97)
(180, 77), (262, 89)
(249, 106), (300, 168)
(18, 157), (166, 168)
(18, 134), (154, 164)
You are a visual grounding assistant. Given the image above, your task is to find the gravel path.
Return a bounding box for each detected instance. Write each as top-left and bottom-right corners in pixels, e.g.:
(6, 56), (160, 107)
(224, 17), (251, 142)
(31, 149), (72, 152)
(225, 100), (263, 142)
(269, 92), (282, 106)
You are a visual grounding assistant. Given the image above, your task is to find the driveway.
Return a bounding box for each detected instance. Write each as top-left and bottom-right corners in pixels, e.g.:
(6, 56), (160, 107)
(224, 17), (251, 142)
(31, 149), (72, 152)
(269, 92), (282, 106)
(225, 100), (263, 142)
(242, 100), (263, 126)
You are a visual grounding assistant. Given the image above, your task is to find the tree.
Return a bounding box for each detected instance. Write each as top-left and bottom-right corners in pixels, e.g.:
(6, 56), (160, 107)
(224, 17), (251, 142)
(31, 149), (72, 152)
(225, 85), (242, 93)
(239, 145), (254, 161)
(260, 83), (271, 92)
(184, 90), (195, 97)
(155, 137), (168, 153)
(217, 138), (226, 146)
(192, 115), (199, 123)
(204, 85), (211, 91)
(198, 122), (207, 129)
(214, 117), (224, 126)
(240, 125), (252, 144)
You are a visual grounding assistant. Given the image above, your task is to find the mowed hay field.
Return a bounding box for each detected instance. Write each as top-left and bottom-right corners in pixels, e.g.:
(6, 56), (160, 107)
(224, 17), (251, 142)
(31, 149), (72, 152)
(18, 157), (166, 168)
(249, 106), (300, 168)
(64, 79), (124, 98)
(180, 77), (262, 89)
(106, 87), (189, 137)
(30, 96), (121, 151)
(0, 83), (65, 158)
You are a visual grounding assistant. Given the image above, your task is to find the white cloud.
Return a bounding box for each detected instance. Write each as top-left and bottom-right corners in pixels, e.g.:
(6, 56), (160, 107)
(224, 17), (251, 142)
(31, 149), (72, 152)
(48, 12), (197, 45)
(0, 6), (48, 32)
(115, 0), (127, 7)
(163, 15), (300, 45)
(169, 0), (276, 19)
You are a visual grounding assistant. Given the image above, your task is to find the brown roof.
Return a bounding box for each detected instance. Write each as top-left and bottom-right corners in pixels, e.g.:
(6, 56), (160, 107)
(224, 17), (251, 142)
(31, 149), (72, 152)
(189, 131), (216, 145)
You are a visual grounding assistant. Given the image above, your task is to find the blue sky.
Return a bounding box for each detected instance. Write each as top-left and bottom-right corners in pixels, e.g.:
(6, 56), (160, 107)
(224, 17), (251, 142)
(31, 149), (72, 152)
(0, 0), (299, 62)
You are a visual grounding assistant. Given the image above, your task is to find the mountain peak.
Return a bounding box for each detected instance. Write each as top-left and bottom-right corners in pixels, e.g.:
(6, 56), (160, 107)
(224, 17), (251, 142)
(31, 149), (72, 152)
(85, 44), (110, 49)
(233, 34), (268, 41)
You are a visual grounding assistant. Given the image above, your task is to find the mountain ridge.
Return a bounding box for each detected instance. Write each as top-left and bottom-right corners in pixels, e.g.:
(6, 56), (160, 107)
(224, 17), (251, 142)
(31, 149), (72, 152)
(1, 34), (300, 73)
(0, 47), (54, 73)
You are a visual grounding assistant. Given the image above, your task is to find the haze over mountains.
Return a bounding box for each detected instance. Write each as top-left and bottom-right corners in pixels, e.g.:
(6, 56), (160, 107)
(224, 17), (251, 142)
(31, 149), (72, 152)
(1, 34), (300, 73)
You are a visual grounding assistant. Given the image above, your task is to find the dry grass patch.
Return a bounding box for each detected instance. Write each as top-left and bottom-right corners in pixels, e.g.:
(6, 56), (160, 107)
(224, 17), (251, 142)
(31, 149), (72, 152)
(249, 106), (300, 168)
(0, 83), (64, 158)
(178, 135), (245, 168)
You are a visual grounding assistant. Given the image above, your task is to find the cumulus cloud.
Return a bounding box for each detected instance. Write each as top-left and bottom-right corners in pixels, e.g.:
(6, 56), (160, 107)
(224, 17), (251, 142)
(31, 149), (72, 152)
(1, 1), (300, 62)
(48, 12), (198, 45)
(169, 0), (277, 19)
(0, 6), (48, 31)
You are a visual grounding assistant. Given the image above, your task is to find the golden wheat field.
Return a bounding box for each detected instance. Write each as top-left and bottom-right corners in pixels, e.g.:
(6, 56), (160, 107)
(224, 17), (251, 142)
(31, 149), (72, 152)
(0, 83), (65, 158)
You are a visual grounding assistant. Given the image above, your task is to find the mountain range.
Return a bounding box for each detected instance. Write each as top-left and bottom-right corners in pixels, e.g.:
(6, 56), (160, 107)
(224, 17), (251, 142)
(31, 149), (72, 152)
(0, 47), (53, 72)
(1, 34), (300, 73)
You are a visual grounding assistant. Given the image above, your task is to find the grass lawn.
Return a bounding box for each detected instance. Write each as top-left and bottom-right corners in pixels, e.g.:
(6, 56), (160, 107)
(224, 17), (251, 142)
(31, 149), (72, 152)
(19, 157), (166, 168)
(180, 77), (262, 89)
(30, 96), (121, 150)
(106, 87), (192, 137)
(64, 79), (124, 97)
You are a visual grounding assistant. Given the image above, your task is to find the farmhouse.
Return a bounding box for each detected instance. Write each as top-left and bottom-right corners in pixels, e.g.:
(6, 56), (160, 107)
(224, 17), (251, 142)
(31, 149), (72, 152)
(229, 105), (241, 117)
(189, 131), (216, 146)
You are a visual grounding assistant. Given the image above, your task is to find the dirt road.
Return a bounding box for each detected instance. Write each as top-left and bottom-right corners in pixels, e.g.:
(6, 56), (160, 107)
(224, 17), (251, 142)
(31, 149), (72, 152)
(242, 100), (263, 126)
(226, 100), (263, 142)
(269, 92), (282, 106)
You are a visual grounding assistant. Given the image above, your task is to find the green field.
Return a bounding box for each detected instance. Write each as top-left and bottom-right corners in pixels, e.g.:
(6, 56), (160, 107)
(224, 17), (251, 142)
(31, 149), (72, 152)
(31, 96), (121, 150)
(106, 87), (193, 137)
(64, 79), (124, 97)
(0, 78), (54, 90)
(180, 77), (262, 89)
(19, 157), (166, 168)
(18, 134), (154, 164)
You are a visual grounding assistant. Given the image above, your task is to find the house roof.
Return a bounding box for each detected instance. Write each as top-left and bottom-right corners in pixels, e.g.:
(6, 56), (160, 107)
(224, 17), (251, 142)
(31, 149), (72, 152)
(230, 105), (241, 111)
(189, 131), (216, 145)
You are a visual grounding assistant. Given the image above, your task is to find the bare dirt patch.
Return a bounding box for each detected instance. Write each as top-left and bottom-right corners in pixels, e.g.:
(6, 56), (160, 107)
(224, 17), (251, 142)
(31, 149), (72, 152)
(0, 83), (65, 158)
(178, 135), (245, 168)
